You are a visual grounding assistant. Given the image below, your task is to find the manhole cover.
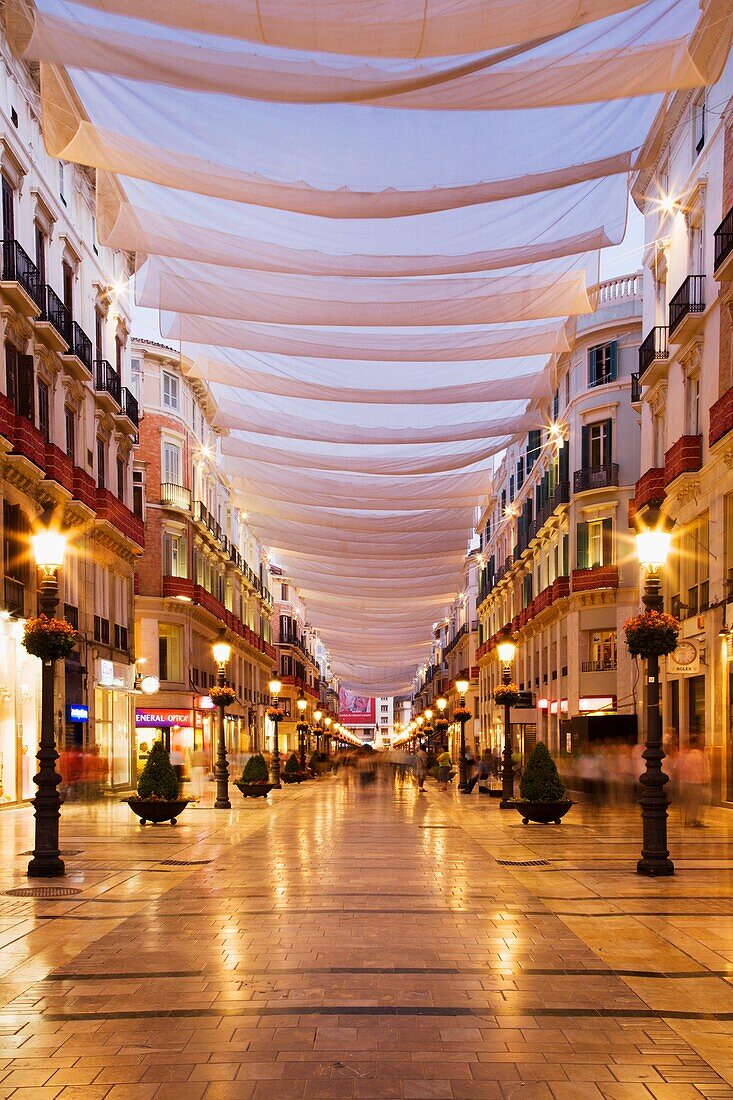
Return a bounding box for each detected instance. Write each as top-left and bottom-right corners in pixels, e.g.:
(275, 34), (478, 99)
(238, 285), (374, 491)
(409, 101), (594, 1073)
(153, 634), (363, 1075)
(19, 850), (82, 857)
(159, 859), (213, 866)
(4, 887), (82, 898)
(497, 859), (550, 867)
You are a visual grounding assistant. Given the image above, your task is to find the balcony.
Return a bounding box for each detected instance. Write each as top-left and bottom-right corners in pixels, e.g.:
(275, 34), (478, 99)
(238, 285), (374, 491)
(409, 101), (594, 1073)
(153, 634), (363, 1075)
(0, 239), (40, 315)
(34, 284), (71, 352)
(571, 565), (619, 593)
(3, 577), (24, 616)
(117, 387), (139, 429)
(634, 467), (666, 511)
(160, 482), (191, 510)
(94, 359), (121, 410)
(669, 275), (705, 341)
(664, 434), (702, 485)
(443, 622), (468, 658)
(638, 326), (669, 381)
(61, 321), (94, 380)
(709, 384), (733, 449)
(527, 480), (570, 544)
(573, 463), (619, 494)
(581, 660), (617, 672)
(714, 204), (733, 279)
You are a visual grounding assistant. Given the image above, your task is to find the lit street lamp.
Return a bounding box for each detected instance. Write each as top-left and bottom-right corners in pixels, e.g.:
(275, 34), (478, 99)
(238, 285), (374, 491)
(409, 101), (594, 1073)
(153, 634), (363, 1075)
(313, 708), (323, 753)
(269, 675), (283, 787)
(324, 714), (332, 754)
(496, 633), (517, 808)
(296, 690), (308, 769)
(424, 707), (433, 752)
(435, 695), (448, 749)
(27, 513), (67, 878)
(212, 628), (232, 809)
(636, 516), (675, 877)
(454, 677), (470, 789)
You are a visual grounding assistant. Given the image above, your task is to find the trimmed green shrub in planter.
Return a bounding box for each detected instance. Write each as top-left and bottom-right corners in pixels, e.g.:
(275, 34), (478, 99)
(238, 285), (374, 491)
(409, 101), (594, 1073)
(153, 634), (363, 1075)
(235, 753), (274, 799)
(511, 742), (572, 826)
(126, 742), (189, 825)
(282, 753), (306, 783)
(137, 741), (180, 800)
(242, 753), (269, 784)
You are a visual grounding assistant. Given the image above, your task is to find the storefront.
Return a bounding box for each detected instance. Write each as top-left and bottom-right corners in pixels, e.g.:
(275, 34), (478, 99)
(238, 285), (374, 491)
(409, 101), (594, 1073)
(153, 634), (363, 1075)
(0, 616), (41, 806)
(135, 706), (194, 779)
(94, 658), (135, 791)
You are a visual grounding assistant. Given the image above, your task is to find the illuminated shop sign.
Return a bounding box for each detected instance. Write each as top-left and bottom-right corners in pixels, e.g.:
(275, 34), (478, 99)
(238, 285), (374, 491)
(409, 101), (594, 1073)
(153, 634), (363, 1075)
(66, 704), (88, 723)
(135, 708), (192, 728)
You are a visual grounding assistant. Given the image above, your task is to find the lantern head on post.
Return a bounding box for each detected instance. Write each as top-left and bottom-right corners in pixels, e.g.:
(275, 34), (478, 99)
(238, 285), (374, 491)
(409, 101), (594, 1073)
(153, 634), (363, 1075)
(454, 677), (469, 704)
(269, 675), (282, 700)
(31, 510), (67, 618)
(635, 505), (674, 614)
(496, 632), (516, 686)
(296, 691), (308, 715)
(436, 696), (447, 713)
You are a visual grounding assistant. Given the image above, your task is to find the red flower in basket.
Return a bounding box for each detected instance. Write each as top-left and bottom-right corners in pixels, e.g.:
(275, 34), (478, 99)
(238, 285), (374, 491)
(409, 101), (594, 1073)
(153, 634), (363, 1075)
(22, 615), (77, 661)
(209, 684), (237, 708)
(493, 682), (521, 707)
(267, 705), (284, 721)
(624, 610), (680, 658)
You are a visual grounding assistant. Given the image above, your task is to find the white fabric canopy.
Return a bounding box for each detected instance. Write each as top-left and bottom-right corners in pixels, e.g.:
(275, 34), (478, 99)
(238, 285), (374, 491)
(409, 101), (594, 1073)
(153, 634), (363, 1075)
(27, 0), (726, 692)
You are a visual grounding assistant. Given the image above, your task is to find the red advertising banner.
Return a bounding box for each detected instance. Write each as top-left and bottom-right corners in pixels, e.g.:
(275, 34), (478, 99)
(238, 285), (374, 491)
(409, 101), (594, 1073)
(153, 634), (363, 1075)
(338, 688), (375, 726)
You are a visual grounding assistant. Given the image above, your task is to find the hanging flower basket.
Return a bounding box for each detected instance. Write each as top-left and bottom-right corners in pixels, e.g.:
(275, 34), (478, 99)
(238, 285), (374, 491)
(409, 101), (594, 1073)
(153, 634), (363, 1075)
(267, 706), (284, 722)
(22, 615), (77, 661)
(493, 682), (521, 707)
(209, 684), (237, 708)
(453, 706), (473, 722)
(624, 610), (680, 658)
(296, 721), (310, 734)
(434, 718), (450, 734)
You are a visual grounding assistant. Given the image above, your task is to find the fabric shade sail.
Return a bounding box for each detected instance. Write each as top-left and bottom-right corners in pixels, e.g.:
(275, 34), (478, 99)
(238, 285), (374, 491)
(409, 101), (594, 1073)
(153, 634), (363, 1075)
(24, 0), (727, 692)
(95, 172), (628, 276)
(9, 0), (728, 106)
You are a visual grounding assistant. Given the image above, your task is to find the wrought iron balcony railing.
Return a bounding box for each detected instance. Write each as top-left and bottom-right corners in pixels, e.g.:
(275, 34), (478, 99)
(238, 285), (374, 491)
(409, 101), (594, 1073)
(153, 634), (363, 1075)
(714, 205), (733, 272)
(94, 359), (121, 406)
(573, 463), (619, 493)
(1, 238), (39, 300)
(669, 274), (705, 337)
(638, 326), (668, 378)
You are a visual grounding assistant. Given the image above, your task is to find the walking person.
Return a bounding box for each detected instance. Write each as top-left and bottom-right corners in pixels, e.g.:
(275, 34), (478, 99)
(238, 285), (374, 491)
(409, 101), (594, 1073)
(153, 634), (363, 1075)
(678, 734), (711, 827)
(437, 748), (452, 791)
(415, 744), (428, 792)
(189, 746), (207, 801)
(463, 751), (490, 795)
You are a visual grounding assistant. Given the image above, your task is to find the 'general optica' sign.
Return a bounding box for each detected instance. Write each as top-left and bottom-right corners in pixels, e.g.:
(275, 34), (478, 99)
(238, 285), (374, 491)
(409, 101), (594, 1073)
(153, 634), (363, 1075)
(135, 709), (192, 728)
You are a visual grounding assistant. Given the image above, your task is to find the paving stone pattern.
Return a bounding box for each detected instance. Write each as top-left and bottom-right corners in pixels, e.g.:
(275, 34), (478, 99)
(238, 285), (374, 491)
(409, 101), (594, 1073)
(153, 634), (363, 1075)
(0, 772), (730, 1097)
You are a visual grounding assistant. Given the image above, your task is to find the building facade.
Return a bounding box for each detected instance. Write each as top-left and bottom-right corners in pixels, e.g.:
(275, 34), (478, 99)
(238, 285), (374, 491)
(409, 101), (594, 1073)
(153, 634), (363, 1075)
(132, 339), (275, 777)
(0, 45), (143, 804)
(632, 44), (733, 803)
(271, 567), (328, 757)
(476, 274), (643, 764)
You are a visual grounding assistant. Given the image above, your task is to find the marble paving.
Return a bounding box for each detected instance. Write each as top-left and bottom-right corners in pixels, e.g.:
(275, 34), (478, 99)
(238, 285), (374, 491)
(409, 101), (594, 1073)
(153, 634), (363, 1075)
(0, 771), (730, 1098)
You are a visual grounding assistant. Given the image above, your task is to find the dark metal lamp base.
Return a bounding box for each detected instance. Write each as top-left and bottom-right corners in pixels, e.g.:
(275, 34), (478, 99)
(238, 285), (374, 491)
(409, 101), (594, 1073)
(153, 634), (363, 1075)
(637, 858), (674, 877)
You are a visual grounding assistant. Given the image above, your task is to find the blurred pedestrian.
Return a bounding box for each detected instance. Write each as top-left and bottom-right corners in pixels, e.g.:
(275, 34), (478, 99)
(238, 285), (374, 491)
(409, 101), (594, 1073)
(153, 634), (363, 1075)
(437, 748), (452, 791)
(415, 745), (428, 792)
(678, 734), (711, 827)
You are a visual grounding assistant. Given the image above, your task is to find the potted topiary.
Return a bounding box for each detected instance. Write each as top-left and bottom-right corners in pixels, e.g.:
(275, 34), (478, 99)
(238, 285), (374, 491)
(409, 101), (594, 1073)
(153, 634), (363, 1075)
(510, 741), (573, 825)
(235, 753), (274, 798)
(281, 752), (306, 784)
(126, 741), (190, 825)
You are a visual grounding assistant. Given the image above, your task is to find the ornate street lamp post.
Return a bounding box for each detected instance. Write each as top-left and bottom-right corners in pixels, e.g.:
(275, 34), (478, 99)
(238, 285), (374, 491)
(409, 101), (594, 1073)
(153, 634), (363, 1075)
(212, 628), (233, 809)
(313, 709), (323, 753)
(435, 696), (448, 749)
(27, 516), (67, 878)
(635, 520), (675, 877)
(423, 708), (433, 753)
(454, 677), (470, 789)
(324, 715), (332, 755)
(296, 690), (308, 770)
(268, 675), (283, 787)
(496, 634), (517, 808)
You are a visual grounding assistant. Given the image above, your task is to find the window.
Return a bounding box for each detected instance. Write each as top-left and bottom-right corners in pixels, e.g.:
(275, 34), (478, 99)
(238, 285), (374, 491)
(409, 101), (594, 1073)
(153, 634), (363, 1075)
(653, 412), (666, 468)
(162, 370), (179, 410)
(589, 631), (616, 670)
(65, 406), (76, 462)
(130, 357), (143, 404)
(564, 372), (570, 406)
(576, 518), (613, 569)
(116, 335), (123, 375)
(34, 225), (46, 287)
(37, 379), (49, 441)
(163, 532), (187, 578)
(113, 575), (129, 651)
(133, 470), (144, 519)
(517, 456), (524, 489)
(685, 375), (701, 436)
(116, 457), (126, 503)
(581, 419), (612, 469)
(158, 622), (183, 682)
(2, 177), (15, 240)
(93, 563), (110, 644)
(588, 341), (617, 387)
(95, 309), (104, 363)
(6, 344), (34, 422)
(96, 437), (106, 490)
(692, 91), (706, 156)
(3, 501), (30, 584)
(58, 161), (66, 204)
(162, 441), (181, 485)
(683, 516), (709, 616)
(62, 261), (74, 322)
(281, 582), (289, 601)
(526, 429), (541, 471)
(553, 388), (559, 420)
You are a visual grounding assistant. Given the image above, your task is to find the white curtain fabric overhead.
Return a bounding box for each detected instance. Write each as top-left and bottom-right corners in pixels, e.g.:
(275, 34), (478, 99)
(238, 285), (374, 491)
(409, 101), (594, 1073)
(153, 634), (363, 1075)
(23, 0), (726, 692)
(162, 313), (573, 362)
(9, 0), (725, 107)
(33, 0), (650, 57)
(95, 172), (628, 276)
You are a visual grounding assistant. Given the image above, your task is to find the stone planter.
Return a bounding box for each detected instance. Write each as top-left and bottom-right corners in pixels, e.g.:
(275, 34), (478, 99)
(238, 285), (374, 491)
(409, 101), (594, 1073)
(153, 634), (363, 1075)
(511, 800), (573, 825)
(281, 773), (306, 784)
(126, 798), (190, 825)
(235, 782), (274, 799)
